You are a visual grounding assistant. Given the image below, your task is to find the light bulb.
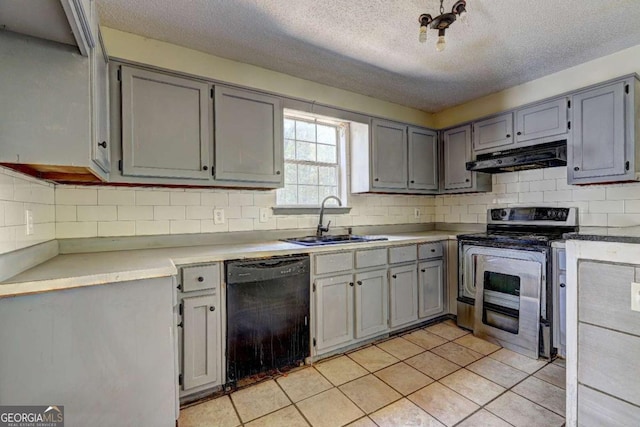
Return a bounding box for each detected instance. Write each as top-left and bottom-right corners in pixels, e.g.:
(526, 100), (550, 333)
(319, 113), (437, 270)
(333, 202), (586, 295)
(436, 35), (446, 52)
(458, 9), (468, 25)
(419, 25), (427, 43)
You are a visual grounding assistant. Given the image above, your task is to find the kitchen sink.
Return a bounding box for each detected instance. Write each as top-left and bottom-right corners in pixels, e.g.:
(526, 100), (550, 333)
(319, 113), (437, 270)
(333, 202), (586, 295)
(282, 234), (388, 246)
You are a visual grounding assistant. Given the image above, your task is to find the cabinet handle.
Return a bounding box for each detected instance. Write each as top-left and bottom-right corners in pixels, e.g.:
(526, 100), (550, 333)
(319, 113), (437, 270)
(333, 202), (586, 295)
(421, 269), (426, 273)
(374, 178), (379, 182)
(177, 284), (182, 290)
(465, 178), (470, 182)
(392, 274), (397, 279)
(410, 180), (415, 184)
(357, 280), (362, 286)
(431, 249), (436, 252)
(98, 141), (107, 148)
(516, 131), (522, 136)
(559, 283), (566, 288)
(197, 276), (204, 282)
(574, 166), (580, 171)
(349, 282), (354, 287)
(276, 170), (281, 175)
(506, 134), (511, 138)
(209, 306), (215, 311)
(202, 165), (209, 171)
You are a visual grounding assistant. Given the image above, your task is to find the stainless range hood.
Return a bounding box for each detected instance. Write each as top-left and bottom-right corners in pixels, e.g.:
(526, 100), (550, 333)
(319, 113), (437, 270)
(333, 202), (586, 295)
(466, 141), (567, 174)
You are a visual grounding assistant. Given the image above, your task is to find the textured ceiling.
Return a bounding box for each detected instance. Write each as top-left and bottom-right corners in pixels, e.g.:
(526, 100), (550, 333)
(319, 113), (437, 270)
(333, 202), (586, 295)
(97, 0), (640, 112)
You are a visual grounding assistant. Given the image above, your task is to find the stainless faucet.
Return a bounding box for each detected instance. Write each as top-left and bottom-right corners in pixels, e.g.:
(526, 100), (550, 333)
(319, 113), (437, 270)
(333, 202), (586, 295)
(317, 195), (342, 237)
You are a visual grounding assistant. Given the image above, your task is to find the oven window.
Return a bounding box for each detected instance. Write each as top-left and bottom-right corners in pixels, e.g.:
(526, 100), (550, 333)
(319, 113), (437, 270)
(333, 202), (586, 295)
(484, 271), (520, 296)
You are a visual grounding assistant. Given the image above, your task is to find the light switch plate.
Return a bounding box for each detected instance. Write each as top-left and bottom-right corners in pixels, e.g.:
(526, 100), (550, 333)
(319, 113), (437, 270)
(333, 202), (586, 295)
(25, 209), (34, 236)
(414, 208), (421, 219)
(214, 209), (225, 225)
(632, 282), (640, 312)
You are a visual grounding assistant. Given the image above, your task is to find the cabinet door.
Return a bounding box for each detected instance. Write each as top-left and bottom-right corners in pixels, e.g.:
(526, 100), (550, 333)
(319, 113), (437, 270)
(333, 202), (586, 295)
(515, 98), (568, 144)
(90, 2), (110, 173)
(408, 127), (438, 191)
(315, 274), (353, 351)
(443, 125), (472, 190)
(371, 119), (408, 189)
(569, 81), (627, 182)
(182, 294), (220, 390)
(473, 113), (514, 153)
(389, 264), (418, 328)
(121, 66), (211, 180)
(418, 260), (444, 318)
(214, 86), (283, 185)
(354, 269), (388, 339)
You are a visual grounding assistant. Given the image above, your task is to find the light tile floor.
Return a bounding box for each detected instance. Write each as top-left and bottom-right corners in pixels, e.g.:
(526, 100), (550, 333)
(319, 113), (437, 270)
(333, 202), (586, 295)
(179, 320), (566, 427)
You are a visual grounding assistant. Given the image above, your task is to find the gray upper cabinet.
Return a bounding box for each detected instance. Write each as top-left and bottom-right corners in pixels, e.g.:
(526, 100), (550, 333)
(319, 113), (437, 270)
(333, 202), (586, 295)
(89, 2), (110, 173)
(569, 76), (639, 184)
(120, 66), (211, 180)
(408, 127), (438, 191)
(473, 112), (514, 153)
(371, 119), (408, 190)
(213, 86), (283, 186)
(443, 125), (492, 193)
(515, 97), (568, 145)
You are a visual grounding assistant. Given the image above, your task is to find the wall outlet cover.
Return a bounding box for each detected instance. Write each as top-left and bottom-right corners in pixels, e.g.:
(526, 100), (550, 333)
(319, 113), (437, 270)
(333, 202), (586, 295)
(259, 208), (269, 223)
(414, 208), (421, 218)
(632, 282), (640, 312)
(214, 209), (225, 225)
(25, 209), (34, 236)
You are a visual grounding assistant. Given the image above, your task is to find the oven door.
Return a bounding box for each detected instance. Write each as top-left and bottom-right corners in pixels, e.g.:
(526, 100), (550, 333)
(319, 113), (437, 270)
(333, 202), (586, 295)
(473, 250), (545, 359)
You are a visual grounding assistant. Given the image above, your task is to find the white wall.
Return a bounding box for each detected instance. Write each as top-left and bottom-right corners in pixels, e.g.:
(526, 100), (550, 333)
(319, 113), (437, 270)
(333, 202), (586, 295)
(0, 167), (55, 254)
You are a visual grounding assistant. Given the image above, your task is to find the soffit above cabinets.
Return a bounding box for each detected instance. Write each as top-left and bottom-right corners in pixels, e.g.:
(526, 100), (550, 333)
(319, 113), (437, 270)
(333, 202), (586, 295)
(0, 0), (76, 46)
(97, 0), (640, 112)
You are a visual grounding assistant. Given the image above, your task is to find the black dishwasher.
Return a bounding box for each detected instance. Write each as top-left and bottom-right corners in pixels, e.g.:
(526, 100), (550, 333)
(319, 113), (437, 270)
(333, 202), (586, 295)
(225, 255), (310, 384)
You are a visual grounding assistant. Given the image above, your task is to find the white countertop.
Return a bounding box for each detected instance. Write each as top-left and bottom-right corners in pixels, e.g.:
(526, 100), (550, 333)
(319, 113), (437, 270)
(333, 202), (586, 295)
(0, 232), (455, 298)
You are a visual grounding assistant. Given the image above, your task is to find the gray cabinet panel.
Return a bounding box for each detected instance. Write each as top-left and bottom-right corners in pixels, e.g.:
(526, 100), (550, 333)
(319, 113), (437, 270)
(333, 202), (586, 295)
(578, 261), (640, 336)
(214, 86), (283, 185)
(443, 125), (472, 190)
(569, 81), (627, 182)
(389, 264), (418, 328)
(515, 98), (568, 144)
(90, 2), (110, 173)
(183, 294), (221, 390)
(578, 323), (640, 406)
(473, 113), (514, 152)
(371, 119), (408, 189)
(578, 384), (640, 427)
(315, 274), (354, 351)
(121, 66), (211, 180)
(355, 269), (389, 339)
(418, 260), (444, 318)
(408, 127), (438, 191)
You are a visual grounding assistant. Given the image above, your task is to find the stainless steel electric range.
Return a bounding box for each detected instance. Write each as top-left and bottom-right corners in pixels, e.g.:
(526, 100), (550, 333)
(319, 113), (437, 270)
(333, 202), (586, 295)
(457, 207), (578, 359)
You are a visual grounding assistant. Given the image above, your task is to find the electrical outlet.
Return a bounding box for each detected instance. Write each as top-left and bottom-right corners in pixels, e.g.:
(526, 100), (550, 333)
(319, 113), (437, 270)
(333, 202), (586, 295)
(214, 209), (225, 224)
(414, 208), (421, 219)
(259, 207), (269, 223)
(632, 282), (640, 312)
(25, 209), (34, 236)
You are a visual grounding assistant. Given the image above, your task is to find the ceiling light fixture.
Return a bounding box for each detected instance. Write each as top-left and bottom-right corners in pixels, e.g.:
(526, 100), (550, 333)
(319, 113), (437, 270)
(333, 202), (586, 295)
(419, 0), (468, 52)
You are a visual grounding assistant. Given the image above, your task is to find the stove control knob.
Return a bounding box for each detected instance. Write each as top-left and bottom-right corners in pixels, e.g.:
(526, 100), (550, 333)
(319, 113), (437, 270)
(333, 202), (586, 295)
(500, 209), (507, 218)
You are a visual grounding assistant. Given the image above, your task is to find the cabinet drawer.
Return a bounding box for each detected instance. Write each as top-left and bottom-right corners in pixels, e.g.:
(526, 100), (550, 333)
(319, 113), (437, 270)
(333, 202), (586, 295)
(418, 242), (443, 259)
(181, 264), (221, 292)
(315, 252), (353, 275)
(389, 245), (417, 264)
(355, 248), (387, 269)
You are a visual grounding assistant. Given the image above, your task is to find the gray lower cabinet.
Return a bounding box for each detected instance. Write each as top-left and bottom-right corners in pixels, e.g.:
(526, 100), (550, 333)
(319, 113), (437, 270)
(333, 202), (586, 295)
(371, 119), (409, 190)
(515, 97), (568, 145)
(389, 264), (419, 328)
(213, 86), (284, 186)
(552, 247), (566, 357)
(418, 259), (444, 318)
(120, 66), (211, 180)
(314, 273), (354, 352)
(354, 269), (389, 339)
(178, 263), (223, 398)
(442, 124), (491, 193)
(473, 112), (514, 153)
(408, 127), (439, 191)
(568, 76), (639, 184)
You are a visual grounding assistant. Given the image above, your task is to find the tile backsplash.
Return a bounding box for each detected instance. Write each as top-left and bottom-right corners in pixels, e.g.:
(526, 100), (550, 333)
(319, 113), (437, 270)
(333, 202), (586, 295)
(4, 164), (640, 255)
(0, 167), (55, 254)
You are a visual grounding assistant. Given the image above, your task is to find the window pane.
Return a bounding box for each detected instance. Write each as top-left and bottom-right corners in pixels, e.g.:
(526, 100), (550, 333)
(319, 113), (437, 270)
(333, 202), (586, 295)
(317, 144), (337, 163)
(296, 141), (316, 161)
(284, 139), (296, 160)
(319, 186), (339, 201)
(298, 185), (319, 205)
(284, 119), (296, 139)
(318, 166), (337, 186)
(285, 163), (298, 184)
(298, 164), (318, 185)
(317, 125), (337, 145)
(277, 186), (298, 205)
(296, 121), (316, 142)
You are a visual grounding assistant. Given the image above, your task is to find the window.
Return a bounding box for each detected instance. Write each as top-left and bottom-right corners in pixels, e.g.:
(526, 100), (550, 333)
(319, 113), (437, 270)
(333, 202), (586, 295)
(276, 112), (347, 206)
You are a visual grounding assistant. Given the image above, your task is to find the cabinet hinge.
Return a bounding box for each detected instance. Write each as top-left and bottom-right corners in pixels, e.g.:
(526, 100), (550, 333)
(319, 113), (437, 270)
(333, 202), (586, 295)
(626, 161), (630, 171)
(625, 84), (630, 94)
(117, 68), (121, 82)
(312, 283), (316, 292)
(567, 121), (571, 130)
(118, 159), (122, 171)
(313, 338), (316, 347)
(179, 302), (183, 316)
(178, 374), (183, 386)
(211, 166), (215, 176)
(210, 88), (214, 98)
(567, 99), (571, 108)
